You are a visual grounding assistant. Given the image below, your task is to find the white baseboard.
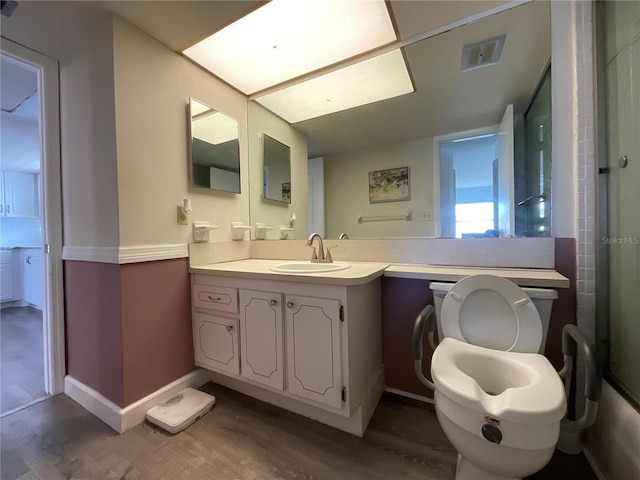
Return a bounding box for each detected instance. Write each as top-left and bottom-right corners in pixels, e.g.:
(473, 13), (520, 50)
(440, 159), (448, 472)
(64, 369), (210, 433)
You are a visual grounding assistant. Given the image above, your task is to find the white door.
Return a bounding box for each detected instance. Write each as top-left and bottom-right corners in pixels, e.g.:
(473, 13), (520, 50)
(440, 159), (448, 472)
(285, 295), (342, 409)
(497, 104), (515, 237)
(239, 289), (284, 390)
(2, 39), (64, 397)
(439, 150), (456, 237)
(307, 157), (325, 237)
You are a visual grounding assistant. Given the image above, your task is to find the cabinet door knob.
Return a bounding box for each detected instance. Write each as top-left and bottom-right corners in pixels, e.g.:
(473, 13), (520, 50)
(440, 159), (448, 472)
(6, 205), (10, 214)
(226, 325), (233, 331)
(26, 256), (31, 265)
(269, 299), (277, 306)
(286, 301), (294, 308)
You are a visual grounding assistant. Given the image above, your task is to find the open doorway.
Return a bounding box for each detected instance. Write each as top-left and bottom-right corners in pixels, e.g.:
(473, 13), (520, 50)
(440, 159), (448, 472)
(434, 105), (516, 238)
(1, 39), (64, 415)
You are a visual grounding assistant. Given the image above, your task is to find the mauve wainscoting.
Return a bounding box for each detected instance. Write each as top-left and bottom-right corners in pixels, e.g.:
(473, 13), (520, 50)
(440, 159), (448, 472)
(382, 237), (577, 399)
(64, 258), (194, 408)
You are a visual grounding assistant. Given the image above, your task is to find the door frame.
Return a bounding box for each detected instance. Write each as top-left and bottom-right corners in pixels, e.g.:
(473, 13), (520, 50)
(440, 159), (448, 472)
(432, 125), (499, 237)
(1, 37), (65, 396)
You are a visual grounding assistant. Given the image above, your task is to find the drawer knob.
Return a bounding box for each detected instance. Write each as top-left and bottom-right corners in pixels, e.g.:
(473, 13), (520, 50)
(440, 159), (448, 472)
(269, 299), (277, 306)
(208, 295), (222, 302)
(286, 301), (294, 308)
(226, 325), (233, 332)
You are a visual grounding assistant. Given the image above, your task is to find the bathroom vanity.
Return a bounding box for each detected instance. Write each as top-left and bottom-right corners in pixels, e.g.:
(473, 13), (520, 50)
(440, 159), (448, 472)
(189, 259), (388, 436)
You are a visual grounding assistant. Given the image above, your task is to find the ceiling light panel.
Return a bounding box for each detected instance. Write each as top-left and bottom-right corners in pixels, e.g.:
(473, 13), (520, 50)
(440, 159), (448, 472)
(182, 0), (397, 95)
(255, 49), (414, 123)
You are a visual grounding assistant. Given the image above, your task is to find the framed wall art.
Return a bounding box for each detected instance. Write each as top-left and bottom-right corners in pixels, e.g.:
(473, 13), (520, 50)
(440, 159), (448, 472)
(368, 166), (410, 203)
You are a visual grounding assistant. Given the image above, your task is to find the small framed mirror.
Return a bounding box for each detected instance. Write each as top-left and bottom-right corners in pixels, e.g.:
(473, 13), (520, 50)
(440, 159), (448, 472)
(189, 97), (240, 193)
(262, 133), (291, 204)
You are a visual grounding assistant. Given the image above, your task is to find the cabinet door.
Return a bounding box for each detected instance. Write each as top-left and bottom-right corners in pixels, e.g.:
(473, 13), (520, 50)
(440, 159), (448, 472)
(4, 172), (38, 218)
(22, 250), (43, 309)
(239, 289), (284, 390)
(285, 295), (342, 409)
(0, 264), (12, 301)
(193, 313), (240, 374)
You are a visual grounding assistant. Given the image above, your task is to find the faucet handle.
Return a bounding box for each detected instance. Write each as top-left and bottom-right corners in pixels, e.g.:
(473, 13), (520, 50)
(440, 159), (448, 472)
(311, 246), (318, 260)
(325, 245), (338, 262)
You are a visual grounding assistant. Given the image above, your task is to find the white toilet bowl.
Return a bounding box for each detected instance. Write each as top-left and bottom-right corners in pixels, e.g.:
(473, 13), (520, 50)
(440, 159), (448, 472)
(427, 275), (567, 480)
(432, 338), (566, 480)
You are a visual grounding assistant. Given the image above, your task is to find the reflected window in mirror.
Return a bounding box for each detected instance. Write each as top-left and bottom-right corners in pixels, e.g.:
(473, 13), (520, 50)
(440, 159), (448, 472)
(189, 97), (240, 194)
(262, 134), (291, 204)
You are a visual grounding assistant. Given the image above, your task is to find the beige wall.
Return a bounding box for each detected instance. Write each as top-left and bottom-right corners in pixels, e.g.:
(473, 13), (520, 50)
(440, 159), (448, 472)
(113, 16), (249, 246)
(324, 138), (435, 239)
(60, 14), (121, 248)
(248, 101), (308, 240)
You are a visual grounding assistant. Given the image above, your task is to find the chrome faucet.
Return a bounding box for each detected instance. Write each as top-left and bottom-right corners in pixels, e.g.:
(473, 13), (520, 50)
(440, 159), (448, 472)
(307, 233), (332, 263)
(339, 233), (349, 239)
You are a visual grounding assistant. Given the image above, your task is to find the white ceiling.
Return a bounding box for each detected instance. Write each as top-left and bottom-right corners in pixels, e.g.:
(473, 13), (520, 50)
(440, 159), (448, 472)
(1, 0), (546, 171)
(1, 56), (40, 172)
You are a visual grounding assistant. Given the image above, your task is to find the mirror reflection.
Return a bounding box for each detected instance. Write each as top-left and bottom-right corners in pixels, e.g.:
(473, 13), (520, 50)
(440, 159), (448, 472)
(262, 134), (291, 204)
(250, 0), (551, 239)
(189, 97), (240, 194)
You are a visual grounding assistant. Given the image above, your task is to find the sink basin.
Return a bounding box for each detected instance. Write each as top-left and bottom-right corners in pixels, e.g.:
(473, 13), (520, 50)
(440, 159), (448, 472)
(270, 261), (351, 274)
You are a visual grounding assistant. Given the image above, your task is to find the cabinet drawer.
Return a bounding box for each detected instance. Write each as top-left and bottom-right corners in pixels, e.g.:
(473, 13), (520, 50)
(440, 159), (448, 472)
(193, 284), (238, 313)
(193, 313), (240, 375)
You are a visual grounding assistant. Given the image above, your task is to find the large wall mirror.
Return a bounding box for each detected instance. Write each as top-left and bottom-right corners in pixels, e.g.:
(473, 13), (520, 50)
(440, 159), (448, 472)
(189, 97), (240, 194)
(262, 134), (291, 204)
(249, 0), (551, 239)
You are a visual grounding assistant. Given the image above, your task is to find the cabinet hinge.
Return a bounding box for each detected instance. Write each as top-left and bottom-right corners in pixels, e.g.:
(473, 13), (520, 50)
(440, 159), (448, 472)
(339, 305), (344, 322)
(342, 386), (346, 402)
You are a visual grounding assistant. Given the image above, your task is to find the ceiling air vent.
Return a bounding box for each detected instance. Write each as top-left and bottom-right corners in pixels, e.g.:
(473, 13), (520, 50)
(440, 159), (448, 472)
(461, 34), (506, 72)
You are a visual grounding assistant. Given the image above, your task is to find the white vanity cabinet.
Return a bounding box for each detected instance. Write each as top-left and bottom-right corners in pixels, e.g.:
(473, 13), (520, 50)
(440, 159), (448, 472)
(191, 271), (384, 436)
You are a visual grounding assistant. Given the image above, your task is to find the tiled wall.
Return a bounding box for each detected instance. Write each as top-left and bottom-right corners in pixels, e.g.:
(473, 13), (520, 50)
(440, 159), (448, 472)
(0, 218), (42, 247)
(575, 0), (597, 344)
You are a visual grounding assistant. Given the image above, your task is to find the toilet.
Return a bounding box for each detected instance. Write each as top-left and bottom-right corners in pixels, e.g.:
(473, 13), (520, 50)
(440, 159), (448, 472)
(427, 275), (566, 480)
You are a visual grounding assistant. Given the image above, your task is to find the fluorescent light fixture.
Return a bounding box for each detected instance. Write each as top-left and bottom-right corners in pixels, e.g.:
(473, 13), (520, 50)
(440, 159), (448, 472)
(192, 111), (238, 145)
(255, 49), (414, 123)
(182, 0), (396, 95)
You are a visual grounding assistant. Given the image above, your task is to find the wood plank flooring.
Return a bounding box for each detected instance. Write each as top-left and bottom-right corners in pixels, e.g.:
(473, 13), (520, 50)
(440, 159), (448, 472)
(1, 382), (597, 480)
(1, 306), (46, 415)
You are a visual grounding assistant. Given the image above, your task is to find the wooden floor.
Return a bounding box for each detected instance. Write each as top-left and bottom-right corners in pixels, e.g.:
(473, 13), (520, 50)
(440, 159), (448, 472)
(1, 382), (597, 480)
(1, 306), (46, 415)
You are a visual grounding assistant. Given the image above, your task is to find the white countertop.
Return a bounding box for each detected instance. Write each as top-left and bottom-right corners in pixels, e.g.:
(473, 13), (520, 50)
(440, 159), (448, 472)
(190, 259), (569, 288)
(384, 264), (569, 288)
(190, 259), (390, 286)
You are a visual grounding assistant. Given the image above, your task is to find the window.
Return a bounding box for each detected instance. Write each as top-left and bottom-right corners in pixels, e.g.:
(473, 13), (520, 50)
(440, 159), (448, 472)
(455, 202), (495, 238)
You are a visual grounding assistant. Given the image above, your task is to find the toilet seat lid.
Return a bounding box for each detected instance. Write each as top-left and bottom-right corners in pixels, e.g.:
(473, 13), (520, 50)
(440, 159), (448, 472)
(441, 274), (542, 352)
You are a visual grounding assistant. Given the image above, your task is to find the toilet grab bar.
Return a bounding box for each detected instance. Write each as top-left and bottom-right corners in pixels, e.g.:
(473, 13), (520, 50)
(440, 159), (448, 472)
(557, 324), (602, 452)
(412, 304), (437, 391)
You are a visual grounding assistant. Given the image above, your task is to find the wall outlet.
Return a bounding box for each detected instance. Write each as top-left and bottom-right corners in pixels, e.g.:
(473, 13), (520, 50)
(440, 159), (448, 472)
(416, 210), (433, 222)
(177, 205), (188, 225)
